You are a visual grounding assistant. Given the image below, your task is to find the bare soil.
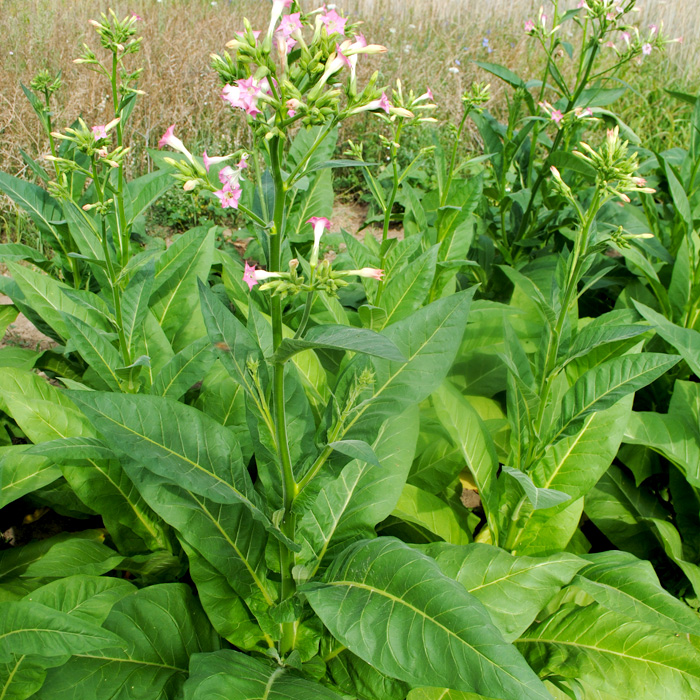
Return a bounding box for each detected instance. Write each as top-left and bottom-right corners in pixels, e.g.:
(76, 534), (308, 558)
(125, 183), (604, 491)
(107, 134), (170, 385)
(0, 292), (56, 351)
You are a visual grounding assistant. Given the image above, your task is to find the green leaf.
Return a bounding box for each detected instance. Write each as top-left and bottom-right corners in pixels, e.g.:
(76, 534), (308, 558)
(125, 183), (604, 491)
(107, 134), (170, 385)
(427, 543), (584, 642)
(518, 603), (700, 700)
(555, 354), (679, 439)
(20, 539), (123, 580)
(295, 408), (419, 582)
(346, 289), (477, 443)
(0, 601), (124, 663)
(69, 391), (294, 548)
(328, 439), (382, 468)
(634, 301), (700, 377)
(5, 263), (111, 340)
(392, 484), (472, 544)
(0, 244), (48, 266)
(125, 169), (173, 224)
(379, 245), (439, 327)
(408, 689), (496, 700)
(432, 383), (500, 540)
(150, 337), (215, 399)
(327, 650), (410, 700)
(0, 655), (54, 700)
(565, 311), (648, 365)
(36, 584), (220, 700)
(26, 436), (117, 463)
(122, 460), (276, 638)
(502, 466), (571, 511)
(0, 172), (65, 237)
(302, 538), (553, 700)
(183, 649), (345, 699)
(573, 551), (700, 636)
(62, 313), (122, 391)
(24, 576), (135, 626)
(272, 325), (406, 364)
(646, 518), (700, 598)
(121, 264), (155, 355)
(624, 411), (700, 485)
(0, 446), (61, 508)
(0, 369), (169, 553)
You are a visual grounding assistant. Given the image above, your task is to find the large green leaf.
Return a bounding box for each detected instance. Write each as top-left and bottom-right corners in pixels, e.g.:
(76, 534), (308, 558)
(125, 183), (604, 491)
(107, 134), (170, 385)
(68, 391), (265, 523)
(408, 690), (497, 700)
(24, 576), (136, 625)
(295, 409), (419, 581)
(0, 369), (168, 553)
(5, 263), (111, 340)
(121, 460), (277, 637)
(518, 603), (700, 700)
(427, 543), (584, 641)
(0, 172), (65, 237)
(0, 446), (61, 508)
(432, 382), (500, 540)
(150, 337), (215, 399)
(327, 650), (410, 700)
(634, 301), (700, 377)
(0, 654), (54, 700)
(19, 539), (123, 580)
(379, 245), (439, 327)
(345, 289), (476, 442)
(302, 538), (552, 700)
(183, 649), (345, 699)
(555, 353), (680, 439)
(392, 484), (472, 545)
(573, 551), (700, 636)
(36, 584), (220, 700)
(0, 601), (124, 663)
(271, 325), (406, 364)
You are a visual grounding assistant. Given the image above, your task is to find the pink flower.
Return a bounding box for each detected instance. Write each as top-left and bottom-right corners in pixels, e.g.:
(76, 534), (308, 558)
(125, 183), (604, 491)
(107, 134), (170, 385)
(551, 109), (564, 124)
(159, 124), (184, 151)
(577, 0), (587, 8)
(351, 267), (384, 281)
(320, 8), (347, 36)
(308, 216), (331, 266)
(92, 125), (108, 140)
(277, 12), (302, 38)
(222, 77), (271, 117)
(649, 24), (659, 36)
(243, 262), (258, 291)
(642, 43), (653, 56)
(203, 150), (229, 172)
(524, 19), (535, 33)
(286, 98), (301, 117)
(235, 29), (262, 43)
(621, 31), (630, 45)
(242, 263), (282, 291)
(130, 12), (142, 21)
(237, 154), (249, 170)
(215, 185), (242, 209)
(219, 166), (242, 189)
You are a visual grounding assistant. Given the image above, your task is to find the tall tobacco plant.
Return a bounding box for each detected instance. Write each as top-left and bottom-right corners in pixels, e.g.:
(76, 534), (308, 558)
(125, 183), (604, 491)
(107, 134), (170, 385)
(2, 2), (700, 700)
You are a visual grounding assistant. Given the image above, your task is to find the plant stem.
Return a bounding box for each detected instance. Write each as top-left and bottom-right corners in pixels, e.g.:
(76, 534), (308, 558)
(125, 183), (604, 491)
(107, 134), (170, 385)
(269, 136), (298, 656)
(111, 52), (130, 271)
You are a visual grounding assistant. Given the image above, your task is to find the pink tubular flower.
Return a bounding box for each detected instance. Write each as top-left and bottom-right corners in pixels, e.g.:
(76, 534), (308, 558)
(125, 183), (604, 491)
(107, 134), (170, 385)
(308, 216), (331, 266)
(243, 263), (282, 291)
(286, 98), (301, 118)
(243, 262), (258, 291)
(215, 185), (242, 209)
(277, 12), (302, 39)
(351, 267), (384, 281)
(551, 109), (564, 125)
(649, 24), (659, 36)
(130, 12), (142, 21)
(320, 8), (347, 36)
(219, 165), (242, 189)
(222, 77), (270, 117)
(642, 43), (653, 56)
(524, 19), (535, 33)
(92, 125), (108, 140)
(203, 150), (229, 172)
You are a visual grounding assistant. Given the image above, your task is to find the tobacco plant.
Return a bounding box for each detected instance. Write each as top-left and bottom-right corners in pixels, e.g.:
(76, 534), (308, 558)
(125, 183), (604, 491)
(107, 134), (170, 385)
(2, 2), (700, 700)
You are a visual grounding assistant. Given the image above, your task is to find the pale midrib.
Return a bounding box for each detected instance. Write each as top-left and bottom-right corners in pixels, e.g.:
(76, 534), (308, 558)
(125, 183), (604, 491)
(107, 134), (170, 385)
(0, 654), (25, 699)
(326, 578), (525, 686)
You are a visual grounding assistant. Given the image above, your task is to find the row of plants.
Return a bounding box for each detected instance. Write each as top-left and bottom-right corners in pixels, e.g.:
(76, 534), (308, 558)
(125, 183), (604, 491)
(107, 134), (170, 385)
(1, 1), (700, 698)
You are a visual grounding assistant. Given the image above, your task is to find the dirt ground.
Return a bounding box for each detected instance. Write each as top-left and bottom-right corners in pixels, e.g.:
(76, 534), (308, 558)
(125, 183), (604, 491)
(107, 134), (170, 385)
(0, 293), (56, 351)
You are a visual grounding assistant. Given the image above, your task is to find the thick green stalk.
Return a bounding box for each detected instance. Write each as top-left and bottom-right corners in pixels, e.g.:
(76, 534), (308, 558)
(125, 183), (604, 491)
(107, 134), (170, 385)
(111, 51), (130, 270)
(269, 137), (298, 655)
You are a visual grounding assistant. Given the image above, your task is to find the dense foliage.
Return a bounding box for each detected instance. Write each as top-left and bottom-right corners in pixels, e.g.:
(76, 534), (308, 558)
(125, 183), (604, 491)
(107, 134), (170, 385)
(1, 1), (700, 699)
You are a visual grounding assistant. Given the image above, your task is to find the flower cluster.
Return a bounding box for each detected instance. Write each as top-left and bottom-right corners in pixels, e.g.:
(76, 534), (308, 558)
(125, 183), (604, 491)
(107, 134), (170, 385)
(242, 217), (383, 296)
(572, 126), (655, 202)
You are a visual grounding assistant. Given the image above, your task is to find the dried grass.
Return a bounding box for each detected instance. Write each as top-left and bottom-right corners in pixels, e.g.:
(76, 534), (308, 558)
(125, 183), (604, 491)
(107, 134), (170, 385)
(0, 0), (697, 181)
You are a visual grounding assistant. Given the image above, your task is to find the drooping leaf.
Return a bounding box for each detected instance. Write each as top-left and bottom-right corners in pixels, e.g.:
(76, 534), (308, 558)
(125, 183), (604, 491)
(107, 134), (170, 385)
(0, 601), (124, 663)
(36, 584), (220, 700)
(518, 603), (700, 700)
(502, 466), (571, 511)
(302, 538), (552, 700)
(182, 649), (345, 699)
(573, 551), (700, 636)
(271, 325), (406, 364)
(555, 353), (680, 439)
(150, 337), (216, 399)
(328, 440), (382, 468)
(427, 543), (584, 641)
(0, 446), (61, 508)
(392, 484), (472, 544)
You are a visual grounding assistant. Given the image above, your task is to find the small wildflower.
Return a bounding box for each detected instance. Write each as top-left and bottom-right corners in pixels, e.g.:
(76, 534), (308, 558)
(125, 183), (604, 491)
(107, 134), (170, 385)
(642, 43), (652, 56)
(524, 19), (535, 33)
(307, 216), (331, 267)
(320, 8), (348, 36)
(215, 186), (242, 209)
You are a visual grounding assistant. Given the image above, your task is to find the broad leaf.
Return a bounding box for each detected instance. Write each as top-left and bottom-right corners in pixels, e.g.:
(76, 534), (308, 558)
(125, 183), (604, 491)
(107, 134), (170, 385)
(272, 325), (406, 364)
(574, 551), (700, 636)
(36, 584), (220, 700)
(183, 650), (345, 699)
(427, 543), (584, 641)
(302, 538), (553, 700)
(502, 466), (571, 511)
(150, 337), (215, 399)
(0, 446), (61, 508)
(519, 603), (700, 700)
